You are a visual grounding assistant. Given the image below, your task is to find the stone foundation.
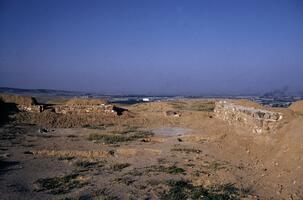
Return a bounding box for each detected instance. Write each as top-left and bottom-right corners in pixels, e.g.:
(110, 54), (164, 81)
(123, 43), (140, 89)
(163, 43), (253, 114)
(214, 101), (283, 134)
(17, 105), (44, 113)
(53, 104), (115, 114)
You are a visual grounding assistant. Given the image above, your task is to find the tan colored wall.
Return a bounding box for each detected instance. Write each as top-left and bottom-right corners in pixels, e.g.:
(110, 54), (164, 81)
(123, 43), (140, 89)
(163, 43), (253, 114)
(53, 105), (114, 114)
(214, 101), (283, 134)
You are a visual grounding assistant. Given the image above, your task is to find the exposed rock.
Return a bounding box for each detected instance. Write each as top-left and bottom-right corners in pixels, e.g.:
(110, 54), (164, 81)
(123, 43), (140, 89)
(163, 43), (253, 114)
(214, 101), (283, 134)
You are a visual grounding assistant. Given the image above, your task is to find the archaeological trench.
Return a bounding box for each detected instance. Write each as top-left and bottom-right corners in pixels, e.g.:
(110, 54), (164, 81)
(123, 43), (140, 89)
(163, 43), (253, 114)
(0, 93), (302, 200)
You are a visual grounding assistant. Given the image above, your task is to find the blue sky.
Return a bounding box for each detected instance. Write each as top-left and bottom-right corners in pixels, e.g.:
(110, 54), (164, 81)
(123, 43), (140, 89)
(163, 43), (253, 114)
(0, 0), (303, 95)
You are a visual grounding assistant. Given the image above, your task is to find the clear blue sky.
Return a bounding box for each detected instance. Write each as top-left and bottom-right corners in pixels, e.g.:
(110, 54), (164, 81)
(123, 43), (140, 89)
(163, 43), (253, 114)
(0, 0), (303, 95)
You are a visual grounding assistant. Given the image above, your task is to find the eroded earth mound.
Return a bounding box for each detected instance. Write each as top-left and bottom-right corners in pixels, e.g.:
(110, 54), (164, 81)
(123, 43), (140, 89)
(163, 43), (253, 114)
(289, 100), (303, 115)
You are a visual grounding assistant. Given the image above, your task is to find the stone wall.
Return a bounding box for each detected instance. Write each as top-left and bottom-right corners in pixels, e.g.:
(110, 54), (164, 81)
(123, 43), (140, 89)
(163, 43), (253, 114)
(214, 101), (283, 134)
(53, 104), (115, 114)
(17, 105), (44, 113)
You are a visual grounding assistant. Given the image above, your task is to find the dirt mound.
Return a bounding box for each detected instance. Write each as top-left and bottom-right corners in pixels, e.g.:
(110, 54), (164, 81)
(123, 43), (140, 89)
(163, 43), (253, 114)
(230, 99), (263, 109)
(13, 111), (123, 128)
(214, 101), (282, 134)
(0, 93), (37, 106)
(66, 98), (107, 106)
(289, 100), (303, 114)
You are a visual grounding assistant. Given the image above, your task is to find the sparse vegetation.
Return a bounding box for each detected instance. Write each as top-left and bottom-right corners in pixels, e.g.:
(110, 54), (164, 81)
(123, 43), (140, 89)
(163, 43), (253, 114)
(171, 148), (202, 154)
(66, 98), (107, 106)
(82, 124), (113, 130)
(170, 101), (215, 112)
(202, 160), (229, 171)
(73, 160), (98, 168)
(159, 180), (245, 200)
(147, 165), (185, 174)
(110, 163), (131, 171)
(59, 188), (120, 200)
(58, 156), (75, 161)
(115, 176), (135, 185)
(88, 130), (153, 144)
(34, 173), (88, 194)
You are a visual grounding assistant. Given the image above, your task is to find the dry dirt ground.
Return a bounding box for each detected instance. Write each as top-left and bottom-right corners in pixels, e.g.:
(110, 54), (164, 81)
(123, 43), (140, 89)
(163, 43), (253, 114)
(0, 99), (302, 200)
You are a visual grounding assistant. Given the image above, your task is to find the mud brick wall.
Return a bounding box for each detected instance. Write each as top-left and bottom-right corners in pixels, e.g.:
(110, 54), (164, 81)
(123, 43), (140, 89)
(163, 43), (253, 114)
(214, 101), (283, 133)
(54, 105), (115, 114)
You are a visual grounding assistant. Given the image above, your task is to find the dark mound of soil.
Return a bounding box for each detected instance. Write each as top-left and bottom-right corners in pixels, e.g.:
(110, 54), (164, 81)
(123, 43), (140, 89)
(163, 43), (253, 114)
(0, 93), (37, 106)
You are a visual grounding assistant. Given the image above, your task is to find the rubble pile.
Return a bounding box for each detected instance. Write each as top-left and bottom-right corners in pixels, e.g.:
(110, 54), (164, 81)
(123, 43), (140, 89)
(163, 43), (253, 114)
(214, 101), (283, 134)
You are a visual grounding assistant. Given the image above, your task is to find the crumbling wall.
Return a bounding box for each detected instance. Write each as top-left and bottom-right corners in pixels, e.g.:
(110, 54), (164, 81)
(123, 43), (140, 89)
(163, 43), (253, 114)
(54, 104), (115, 114)
(53, 98), (115, 114)
(214, 101), (283, 133)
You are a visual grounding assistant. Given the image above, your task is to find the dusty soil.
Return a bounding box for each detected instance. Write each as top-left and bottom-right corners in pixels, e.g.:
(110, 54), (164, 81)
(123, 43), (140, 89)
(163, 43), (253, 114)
(0, 99), (302, 200)
(66, 98), (108, 106)
(289, 100), (303, 115)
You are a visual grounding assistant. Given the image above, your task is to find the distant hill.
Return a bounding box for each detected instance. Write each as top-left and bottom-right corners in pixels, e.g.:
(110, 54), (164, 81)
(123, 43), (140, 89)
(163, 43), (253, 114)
(0, 87), (85, 97)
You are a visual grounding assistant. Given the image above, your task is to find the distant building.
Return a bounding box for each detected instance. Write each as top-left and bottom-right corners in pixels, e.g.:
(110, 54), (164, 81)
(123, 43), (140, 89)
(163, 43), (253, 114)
(142, 98), (150, 102)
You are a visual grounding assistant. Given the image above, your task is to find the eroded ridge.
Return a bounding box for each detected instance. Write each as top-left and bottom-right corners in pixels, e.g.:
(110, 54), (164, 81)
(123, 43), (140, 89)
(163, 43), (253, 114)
(214, 101), (283, 133)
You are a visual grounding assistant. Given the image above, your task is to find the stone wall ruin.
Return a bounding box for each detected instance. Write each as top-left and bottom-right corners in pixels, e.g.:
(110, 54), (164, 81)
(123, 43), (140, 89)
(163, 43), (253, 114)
(214, 101), (283, 134)
(53, 104), (115, 114)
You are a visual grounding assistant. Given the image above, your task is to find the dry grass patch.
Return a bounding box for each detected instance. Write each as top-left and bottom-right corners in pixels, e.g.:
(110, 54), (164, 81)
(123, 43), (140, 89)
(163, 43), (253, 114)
(159, 180), (249, 200)
(110, 163), (131, 171)
(146, 165), (185, 174)
(34, 173), (89, 194)
(171, 147), (202, 154)
(88, 127), (154, 144)
(66, 98), (107, 106)
(169, 101), (215, 112)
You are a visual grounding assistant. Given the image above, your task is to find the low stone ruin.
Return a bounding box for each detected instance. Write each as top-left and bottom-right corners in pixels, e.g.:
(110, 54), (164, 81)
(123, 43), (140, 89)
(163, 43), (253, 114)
(54, 104), (115, 114)
(0, 94), (118, 115)
(214, 101), (283, 134)
(53, 98), (116, 114)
